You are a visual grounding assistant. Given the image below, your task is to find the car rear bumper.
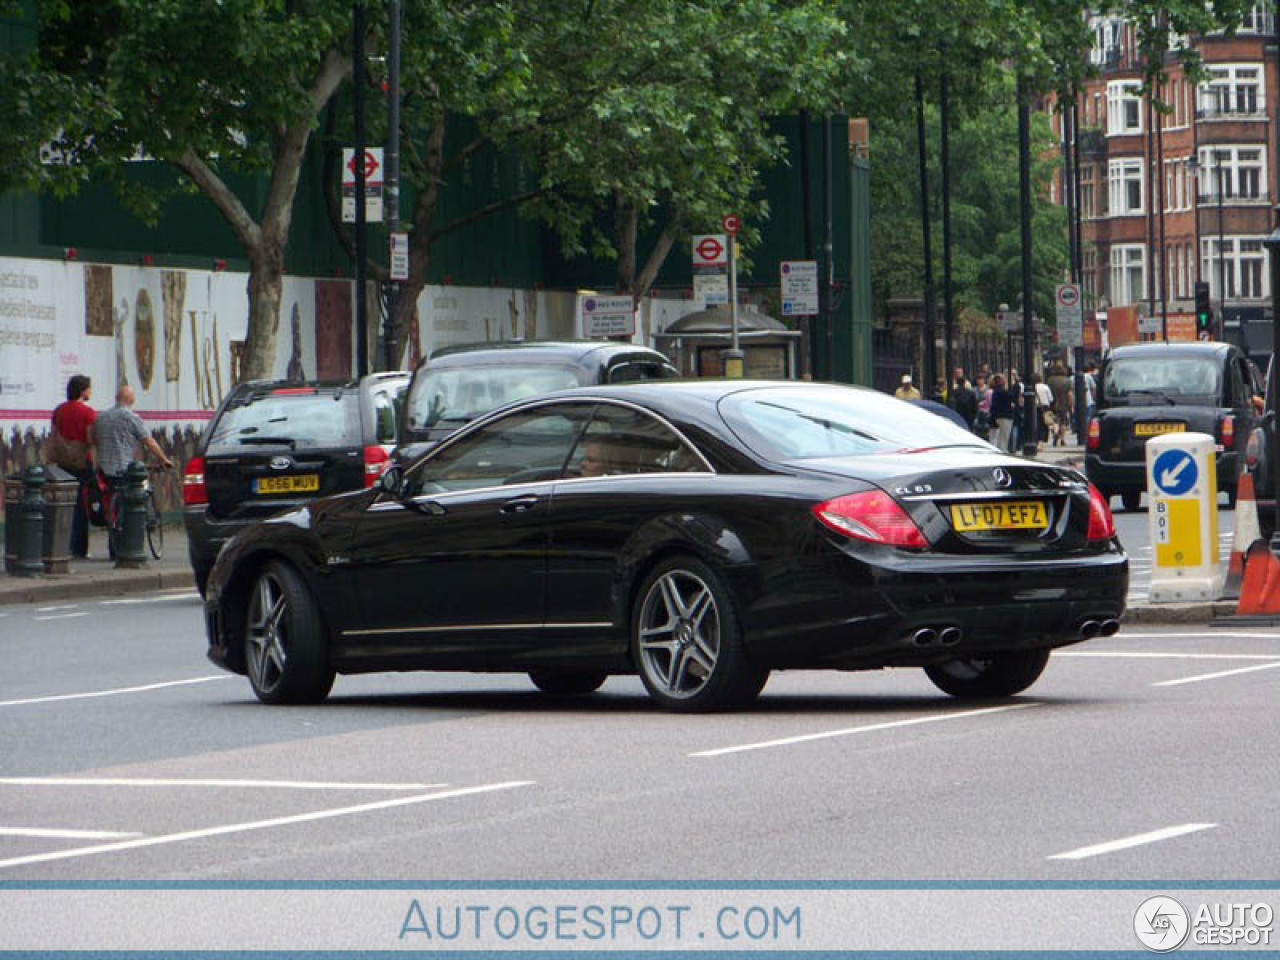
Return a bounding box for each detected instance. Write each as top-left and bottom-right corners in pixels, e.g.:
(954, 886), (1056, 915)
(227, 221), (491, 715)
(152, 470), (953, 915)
(184, 507), (253, 572)
(1085, 452), (1237, 492)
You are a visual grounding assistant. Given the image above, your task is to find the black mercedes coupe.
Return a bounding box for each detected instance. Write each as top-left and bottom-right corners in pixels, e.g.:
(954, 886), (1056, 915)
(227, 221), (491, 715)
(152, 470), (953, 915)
(203, 381), (1128, 711)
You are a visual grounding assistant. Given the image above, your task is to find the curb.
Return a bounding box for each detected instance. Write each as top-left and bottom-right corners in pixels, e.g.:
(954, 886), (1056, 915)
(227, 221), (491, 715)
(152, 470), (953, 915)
(1123, 601), (1239, 625)
(0, 569), (196, 606)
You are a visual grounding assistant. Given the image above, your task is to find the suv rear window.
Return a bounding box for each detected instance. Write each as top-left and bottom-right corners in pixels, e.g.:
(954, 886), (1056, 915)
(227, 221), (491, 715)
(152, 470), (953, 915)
(1103, 356), (1221, 404)
(406, 363), (586, 431)
(206, 389), (362, 453)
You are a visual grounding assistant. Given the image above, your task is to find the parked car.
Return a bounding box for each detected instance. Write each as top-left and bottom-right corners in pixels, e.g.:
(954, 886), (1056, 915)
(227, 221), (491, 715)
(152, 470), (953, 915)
(183, 372), (409, 595)
(396, 340), (678, 461)
(1085, 341), (1262, 511)
(203, 380), (1127, 711)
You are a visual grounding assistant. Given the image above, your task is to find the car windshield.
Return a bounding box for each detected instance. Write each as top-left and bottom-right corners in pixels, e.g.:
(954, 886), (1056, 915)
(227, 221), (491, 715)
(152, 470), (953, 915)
(206, 389), (361, 453)
(405, 363), (586, 430)
(1103, 356), (1221, 402)
(719, 385), (990, 460)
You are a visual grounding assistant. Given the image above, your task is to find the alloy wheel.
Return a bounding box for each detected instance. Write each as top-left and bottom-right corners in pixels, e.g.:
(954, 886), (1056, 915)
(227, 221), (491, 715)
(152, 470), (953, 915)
(637, 569), (720, 699)
(246, 571), (289, 695)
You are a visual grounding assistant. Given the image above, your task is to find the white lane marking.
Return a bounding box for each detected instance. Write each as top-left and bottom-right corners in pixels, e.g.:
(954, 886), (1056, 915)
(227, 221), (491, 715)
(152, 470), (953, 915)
(36, 604), (80, 613)
(0, 777), (448, 791)
(100, 592), (200, 605)
(1048, 823), (1217, 860)
(0, 827), (143, 840)
(690, 703), (1039, 758)
(1057, 651), (1280, 661)
(33, 613), (89, 622)
(0, 781), (535, 871)
(0, 676), (229, 708)
(1153, 661), (1280, 687)
(1121, 631), (1280, 640)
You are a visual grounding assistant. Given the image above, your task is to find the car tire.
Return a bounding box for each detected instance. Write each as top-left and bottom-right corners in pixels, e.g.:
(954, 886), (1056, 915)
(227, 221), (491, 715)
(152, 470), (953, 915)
(1121, 490), (1141, 512)
(631, 555), (768, 712)
(923, 648), (1051, 699)
(244, 560), (335, 705)
(528, 669), (608, 695)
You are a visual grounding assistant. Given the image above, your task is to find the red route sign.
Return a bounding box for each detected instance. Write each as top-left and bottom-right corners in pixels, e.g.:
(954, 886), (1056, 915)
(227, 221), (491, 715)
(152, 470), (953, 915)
(722, 214), (741, 235)
(346, 150), (380, 180)
(696, 237), (724, 262)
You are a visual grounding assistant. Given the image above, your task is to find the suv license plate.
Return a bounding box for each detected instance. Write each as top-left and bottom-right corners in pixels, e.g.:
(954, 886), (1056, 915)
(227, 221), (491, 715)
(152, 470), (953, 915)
(950, 501), (1047, 532)
(1134, 422), (1186, 436)
(256, 474), (319, 494)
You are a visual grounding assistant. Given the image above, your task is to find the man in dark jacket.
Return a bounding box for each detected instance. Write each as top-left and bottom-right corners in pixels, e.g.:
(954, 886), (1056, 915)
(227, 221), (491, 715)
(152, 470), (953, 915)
(949, 367), (978, 431)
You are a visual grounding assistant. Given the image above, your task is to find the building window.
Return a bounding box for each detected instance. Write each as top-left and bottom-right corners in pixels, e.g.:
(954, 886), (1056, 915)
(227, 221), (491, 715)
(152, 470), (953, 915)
(1199, 65), (1264, 118)
(1198, 146), (1267, 201)
(1239, 2), (1274, 33)
(1107, 81), (1143, 135)
(1080, 164), (1096, 219)
(1202, 236), (1269, 301)
(1109, 158), (1144, 215)
(1084, 248), (1097, 302)
(1111, 244), (1146, 306)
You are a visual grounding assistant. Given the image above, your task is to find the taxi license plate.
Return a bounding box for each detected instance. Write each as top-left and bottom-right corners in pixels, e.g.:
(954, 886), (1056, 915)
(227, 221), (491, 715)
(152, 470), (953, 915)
(1134, 422), (1186, 436)
(950, 501), (1047, 532)
(255, 474), (319, 494)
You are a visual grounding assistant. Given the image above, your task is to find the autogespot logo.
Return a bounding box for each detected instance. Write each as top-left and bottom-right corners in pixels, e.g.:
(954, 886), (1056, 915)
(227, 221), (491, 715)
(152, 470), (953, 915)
(1135, 896), (1191, 952)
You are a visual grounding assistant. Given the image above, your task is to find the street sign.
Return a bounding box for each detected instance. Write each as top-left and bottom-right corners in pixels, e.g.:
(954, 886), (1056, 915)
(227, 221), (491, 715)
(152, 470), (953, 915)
(780, 260), (818, 317)
(578, 294), (635, 338)
(692, 234), (728, 269)
(1146, 433), (1221, 602)
(389, 232), (409, 282)
(1152, 448), (1198, 497)
(1055, 283), (1083, 349)
(721, 214), (741, 236)
(694, 274), (728, 305)
(342, 148), (384, 223)
(997, 309), (1018, 333)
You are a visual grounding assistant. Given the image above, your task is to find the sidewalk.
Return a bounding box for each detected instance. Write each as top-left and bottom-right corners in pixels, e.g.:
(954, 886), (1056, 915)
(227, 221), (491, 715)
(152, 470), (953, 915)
(0, 523), (195, 605)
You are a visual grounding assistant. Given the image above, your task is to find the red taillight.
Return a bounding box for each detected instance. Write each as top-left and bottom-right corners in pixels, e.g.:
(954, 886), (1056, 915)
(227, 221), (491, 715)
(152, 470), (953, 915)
(813, 491), (927, 548)
(1221, 415), (1235, 447)
(1086, 418), (1101, 450)
(363, 445), (390, 486)
(182, 456), (207, 506)
(270, 386), (317, 395)
(1247, 430), (1261, 469)
(1086, 483), (1115, 540)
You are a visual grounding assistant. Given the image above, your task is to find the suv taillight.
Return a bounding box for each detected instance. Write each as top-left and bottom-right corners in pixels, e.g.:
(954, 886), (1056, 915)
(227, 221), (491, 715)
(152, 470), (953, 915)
(182, 456), (207, 506)
(1086, 418), (1101, 450)
(363, 445), (390, 486)
(1086, 483), (1115, 540)
(1221, 415), (1235, 448)
(813, 491), (927, 548)
(1247, 429), (1261, 469)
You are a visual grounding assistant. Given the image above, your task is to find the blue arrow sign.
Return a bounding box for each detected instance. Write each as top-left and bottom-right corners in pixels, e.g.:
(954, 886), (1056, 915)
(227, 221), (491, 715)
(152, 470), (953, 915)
(1152, 449), (1198, 496)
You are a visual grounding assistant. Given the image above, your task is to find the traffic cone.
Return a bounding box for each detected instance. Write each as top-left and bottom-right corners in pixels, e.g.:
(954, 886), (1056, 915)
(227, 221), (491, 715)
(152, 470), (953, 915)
(1223, 471), (1263, 600)
(1235, 540), (1280, 615)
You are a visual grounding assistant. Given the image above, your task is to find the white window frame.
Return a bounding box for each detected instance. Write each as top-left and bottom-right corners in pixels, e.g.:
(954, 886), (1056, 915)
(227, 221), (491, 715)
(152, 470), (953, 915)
(1110, 244), (1146, 306)
(1202, 236), (1270, 302)
(1199, 64), (1265, 118)
(1198, 145), (1267, 202)
(1107, 80), (1144, 136)
(1108, 157), (1145, 215)
(1238, 2), (1274, 34)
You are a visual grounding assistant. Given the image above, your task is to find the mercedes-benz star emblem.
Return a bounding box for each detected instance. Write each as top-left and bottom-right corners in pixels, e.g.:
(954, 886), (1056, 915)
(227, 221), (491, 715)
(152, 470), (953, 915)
(269, 456), (293, 471)
(993, 468), (1012, 489)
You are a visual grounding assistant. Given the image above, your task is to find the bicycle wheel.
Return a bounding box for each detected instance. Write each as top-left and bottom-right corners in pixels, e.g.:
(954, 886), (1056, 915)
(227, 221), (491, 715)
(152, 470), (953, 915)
(146, 494), (164, 560)
(104, 490), (122, 554)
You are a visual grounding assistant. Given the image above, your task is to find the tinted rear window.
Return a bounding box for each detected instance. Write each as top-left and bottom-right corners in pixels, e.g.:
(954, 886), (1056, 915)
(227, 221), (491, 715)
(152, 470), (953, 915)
(206, 390), (361, 453)
(406, 363), (586, 431)
(1103, 356), (1221, 403)
(719, 385), (988, 460)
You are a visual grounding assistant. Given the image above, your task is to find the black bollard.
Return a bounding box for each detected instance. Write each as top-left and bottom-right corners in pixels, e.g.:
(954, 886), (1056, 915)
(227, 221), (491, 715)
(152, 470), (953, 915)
(114, 461), (148, 569)
(14, 465), (46, 577)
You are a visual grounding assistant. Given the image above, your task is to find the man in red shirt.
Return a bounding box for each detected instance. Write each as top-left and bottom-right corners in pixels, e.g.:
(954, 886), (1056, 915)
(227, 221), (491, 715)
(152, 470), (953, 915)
(50, 374), (96, 558)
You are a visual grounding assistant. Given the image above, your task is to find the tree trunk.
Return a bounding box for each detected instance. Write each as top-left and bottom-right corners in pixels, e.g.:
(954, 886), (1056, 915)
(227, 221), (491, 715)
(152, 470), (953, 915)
(630, 216), (681, 300)
(242, 240), (286, 382)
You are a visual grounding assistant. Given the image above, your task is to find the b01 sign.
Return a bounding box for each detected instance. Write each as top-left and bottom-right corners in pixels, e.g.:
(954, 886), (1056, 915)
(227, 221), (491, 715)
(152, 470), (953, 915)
(578, 294), (635, 338)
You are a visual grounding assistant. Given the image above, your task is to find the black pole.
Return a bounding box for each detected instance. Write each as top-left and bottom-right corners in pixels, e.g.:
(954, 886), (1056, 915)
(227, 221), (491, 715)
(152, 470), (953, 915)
(1157, 82), (1168, 341)
(1146, 93), (1156, 330)
(353, 2), (368, 377)
(798, 111), (814, 379)
(1218, 153), (1226, 341)
(1018, 77), (1037, 457)
(915, 73), (936, 397)
(384, 0), (402, 371)
(941, 73), (955, 398)
(1072, 97), (1083, 284)
(1062, 99), (1078, 286)
(1266, 206), (1280, 552)
(821, 113), (834, 381)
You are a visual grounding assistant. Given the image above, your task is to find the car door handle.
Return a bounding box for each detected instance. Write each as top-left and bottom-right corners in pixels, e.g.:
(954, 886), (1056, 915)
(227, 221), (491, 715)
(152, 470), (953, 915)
(501, 494), (539, 514)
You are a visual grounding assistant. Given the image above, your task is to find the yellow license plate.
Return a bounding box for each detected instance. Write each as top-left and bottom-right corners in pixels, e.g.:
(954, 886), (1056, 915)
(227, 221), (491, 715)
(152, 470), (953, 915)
(256, 474), (319, 494)
(1134, 422), (1186, 436)
(950, 501), (1048, 532)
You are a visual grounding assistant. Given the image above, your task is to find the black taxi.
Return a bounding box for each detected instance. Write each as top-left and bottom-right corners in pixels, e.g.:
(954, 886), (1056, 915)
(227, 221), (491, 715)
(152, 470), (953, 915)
(1085, 341), (1262, 511)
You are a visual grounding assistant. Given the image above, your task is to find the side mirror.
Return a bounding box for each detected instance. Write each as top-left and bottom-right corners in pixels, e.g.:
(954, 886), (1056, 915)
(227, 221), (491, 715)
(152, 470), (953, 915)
(378, 464), (405, 498)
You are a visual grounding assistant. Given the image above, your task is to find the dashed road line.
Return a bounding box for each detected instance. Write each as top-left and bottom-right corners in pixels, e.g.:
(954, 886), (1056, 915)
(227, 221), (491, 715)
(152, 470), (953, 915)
(36, 604), (80, 613)
(100, 592), (200, 606)
(0, 777), (449, 792)
(0, 827), (143, 840)
(1048, 823), (1217, 861)
(33, 613), (89, 622)
(0, 676), (229, 708)
(1153, 661), (1280, 687)
(1056, 651), (1280, 661)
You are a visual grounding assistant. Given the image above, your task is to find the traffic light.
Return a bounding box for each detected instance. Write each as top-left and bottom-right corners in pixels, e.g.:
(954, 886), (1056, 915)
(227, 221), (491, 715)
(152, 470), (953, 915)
(1194, 281), (1213, 337)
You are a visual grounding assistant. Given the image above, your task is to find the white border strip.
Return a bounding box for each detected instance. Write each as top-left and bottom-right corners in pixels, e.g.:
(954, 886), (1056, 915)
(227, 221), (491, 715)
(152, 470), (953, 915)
(1048, 823), (1217, 860)
(1057, 651), (1280, 661)
(0, 777), (448, 791)
(1152, 661), (1280, 687)
(0, 827), (143, 840)
(0, 676), (229, 708)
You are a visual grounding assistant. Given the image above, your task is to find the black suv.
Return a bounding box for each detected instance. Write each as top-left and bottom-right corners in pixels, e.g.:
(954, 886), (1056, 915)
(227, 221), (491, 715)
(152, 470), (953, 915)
(1085, 341), (1261, 511)
(396, 340), (679, 461)
(183, 373), (408, 594)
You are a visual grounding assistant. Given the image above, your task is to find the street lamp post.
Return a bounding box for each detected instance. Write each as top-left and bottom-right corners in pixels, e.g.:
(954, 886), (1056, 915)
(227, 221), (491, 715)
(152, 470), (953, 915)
(1262, 206), (1280, 551)
(1217, 149), (1227, 340)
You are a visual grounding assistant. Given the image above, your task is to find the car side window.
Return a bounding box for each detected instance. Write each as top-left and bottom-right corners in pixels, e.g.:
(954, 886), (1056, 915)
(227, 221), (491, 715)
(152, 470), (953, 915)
(370, 384), (405, 445)
(567, 404), (704, 477)
(407, 403), (594, 494)
(608, 361), (677, 383)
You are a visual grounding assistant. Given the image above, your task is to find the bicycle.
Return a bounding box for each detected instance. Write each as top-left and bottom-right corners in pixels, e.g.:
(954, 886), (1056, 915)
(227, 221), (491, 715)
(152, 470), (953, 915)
(103, 463), (168, 560)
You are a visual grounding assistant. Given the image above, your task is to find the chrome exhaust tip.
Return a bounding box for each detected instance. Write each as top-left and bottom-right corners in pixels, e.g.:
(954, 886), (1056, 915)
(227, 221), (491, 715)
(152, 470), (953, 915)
(1079, 619), (1101, 640)
(1099, 618), (1120, 637)
(938, 626), (962, 646)
(912, 628), (938, 646)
